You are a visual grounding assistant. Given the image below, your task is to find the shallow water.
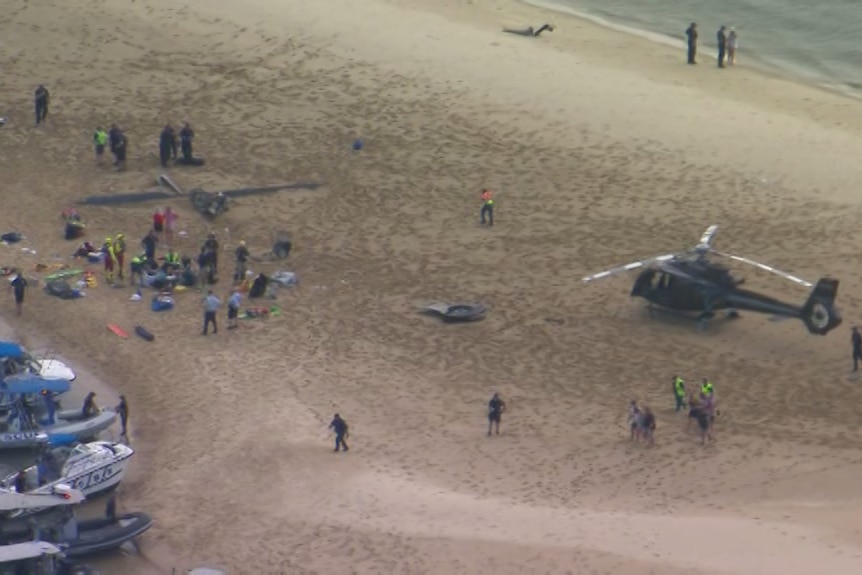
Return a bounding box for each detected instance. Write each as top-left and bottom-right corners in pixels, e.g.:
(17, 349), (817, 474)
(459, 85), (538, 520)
(526, 0), (862, 96)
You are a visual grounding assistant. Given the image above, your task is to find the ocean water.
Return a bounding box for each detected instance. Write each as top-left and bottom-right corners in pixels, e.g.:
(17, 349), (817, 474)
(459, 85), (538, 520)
(524, 0), (862, 96)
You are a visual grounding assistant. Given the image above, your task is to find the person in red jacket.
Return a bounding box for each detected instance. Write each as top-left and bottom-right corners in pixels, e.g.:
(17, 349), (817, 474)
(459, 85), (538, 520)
(153, 208), (165, 233)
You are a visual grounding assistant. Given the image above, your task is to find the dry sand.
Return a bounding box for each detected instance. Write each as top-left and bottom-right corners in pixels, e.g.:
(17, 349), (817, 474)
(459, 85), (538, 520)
(3, 0), (862, 573)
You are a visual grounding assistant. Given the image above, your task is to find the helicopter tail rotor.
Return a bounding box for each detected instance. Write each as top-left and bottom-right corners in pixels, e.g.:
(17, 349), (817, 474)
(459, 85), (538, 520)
(800, 278), (841, 335)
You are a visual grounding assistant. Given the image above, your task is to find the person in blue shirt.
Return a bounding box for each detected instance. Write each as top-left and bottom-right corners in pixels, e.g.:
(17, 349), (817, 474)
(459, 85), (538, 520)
(228, 288), (241, 329)
(202, 290), (221, 335)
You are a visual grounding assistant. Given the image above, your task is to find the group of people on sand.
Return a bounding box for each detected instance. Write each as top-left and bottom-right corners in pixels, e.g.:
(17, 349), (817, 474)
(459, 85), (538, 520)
(628, 377), (718, 447)
(684, 23), (738, 68)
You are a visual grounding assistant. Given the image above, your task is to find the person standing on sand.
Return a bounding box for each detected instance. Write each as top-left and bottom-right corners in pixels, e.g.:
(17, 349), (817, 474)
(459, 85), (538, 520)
(108, 124), (122, 165)
(93, 126), (108, 164)
(179, 122), (195, 162)
(717, 25), (727, 68)
(101, 237), (117, 284)
(227, 288), (241, 329)
(685, 23), (698, 65)
(114, 130), (128, 171)
(116, 395), (129, 437)
(329, 413), (350, 452)
(159, 124), (178, 167)
(487, 392), (506, 435)
(480, 188), (494, 226)
(34, 85), (50, 125)
(234, 240), (250, 282)
(851, 326), (861, 372)
(114, 233), (127, 281)
(164, 206), (178, 244)
(202, 289), (221, 335)
(82, 392), (98, 418)
(9, 270), (27, 316)
(727, 28), (738, 65)
(672, 375), (686, 412)
(141, 230), (158, 262)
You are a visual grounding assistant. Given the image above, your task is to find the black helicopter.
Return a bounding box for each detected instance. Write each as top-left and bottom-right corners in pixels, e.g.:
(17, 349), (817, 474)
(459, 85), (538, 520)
(582, 225), (841, 335)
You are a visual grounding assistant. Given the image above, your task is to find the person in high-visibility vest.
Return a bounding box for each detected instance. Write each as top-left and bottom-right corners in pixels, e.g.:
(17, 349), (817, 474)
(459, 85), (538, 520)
(701, 379), (714, 396)
(114, 233), (127, 281)
(93, 127), (108, 163)
(102, 237), (117, 284)
(480, 188), (494, 226)
(672, 376), (686, 411)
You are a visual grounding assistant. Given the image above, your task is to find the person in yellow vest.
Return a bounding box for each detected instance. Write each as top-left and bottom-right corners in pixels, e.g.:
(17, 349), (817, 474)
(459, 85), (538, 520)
(701, 379), (714, 396)
(163, 249), (181, 273)
(93, 127), (108, 164)
(672, 375), (686, 412)
(102, 237), (117, 284)
(480, 188), (494, 226)
(113, 233), (127, 281)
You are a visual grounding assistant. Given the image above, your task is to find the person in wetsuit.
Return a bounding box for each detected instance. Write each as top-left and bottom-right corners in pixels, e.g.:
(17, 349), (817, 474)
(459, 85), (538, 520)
(34, 85), (50, 125)
(685, 22), (698, 65)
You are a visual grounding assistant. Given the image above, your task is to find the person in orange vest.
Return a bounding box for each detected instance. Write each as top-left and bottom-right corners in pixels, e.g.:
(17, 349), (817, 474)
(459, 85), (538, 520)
(480, 188), (494, 226)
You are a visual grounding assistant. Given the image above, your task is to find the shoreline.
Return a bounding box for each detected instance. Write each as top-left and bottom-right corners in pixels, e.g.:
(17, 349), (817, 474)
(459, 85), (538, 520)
(522, 0), (862, 102)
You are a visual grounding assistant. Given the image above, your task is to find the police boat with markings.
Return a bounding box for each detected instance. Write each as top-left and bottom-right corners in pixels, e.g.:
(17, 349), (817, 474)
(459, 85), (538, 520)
(1, 395), (117, 451)
(1, 441), (134, 504)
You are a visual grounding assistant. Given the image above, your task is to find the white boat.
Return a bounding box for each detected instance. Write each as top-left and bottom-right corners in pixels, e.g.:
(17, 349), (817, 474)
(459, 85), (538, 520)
(1, 441), (134, 500)
(0, 341), (77, 382)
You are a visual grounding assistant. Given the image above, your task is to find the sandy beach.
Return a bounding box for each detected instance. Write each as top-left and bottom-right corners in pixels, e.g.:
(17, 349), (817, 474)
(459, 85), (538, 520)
(3, 0), (862, 573)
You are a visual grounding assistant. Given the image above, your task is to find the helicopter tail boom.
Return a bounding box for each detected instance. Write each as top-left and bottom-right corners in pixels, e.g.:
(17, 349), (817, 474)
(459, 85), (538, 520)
(800, 278), (841, 335)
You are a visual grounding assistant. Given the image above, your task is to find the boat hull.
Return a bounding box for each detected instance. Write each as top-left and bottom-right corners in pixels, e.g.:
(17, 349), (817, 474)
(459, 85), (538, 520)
(62, 512), (153, 558)
(0, 430), (49, 450)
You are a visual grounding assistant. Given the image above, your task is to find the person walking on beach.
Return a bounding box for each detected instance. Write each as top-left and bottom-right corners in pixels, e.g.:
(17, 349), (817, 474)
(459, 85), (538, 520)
(487, 392), (506, 435)
(34, 85), (50, 125)
(114, 130), (128, 171)
(116, 395), (129, 437)
(93, 126), (108, 164)
(202, 290), (221, 335)
(108, 124), (122, 165)
(717, 25), (727, 68)
(227, 288), (241, 329)
(685, 23), (698, 64)
(852, 326), (862, 372)
(727, 27), (738, 65)
(672, 375), (686, 412)
(480, 188), (494, 226)
(329, 413), (350, 452)
(9, 269), (27, 317)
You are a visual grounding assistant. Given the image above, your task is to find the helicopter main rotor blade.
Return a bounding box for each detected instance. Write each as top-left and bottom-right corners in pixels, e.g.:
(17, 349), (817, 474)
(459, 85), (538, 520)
(711, 250), (813, 288)
(582, 254), (676, 283)
(695, 224), (719, 252)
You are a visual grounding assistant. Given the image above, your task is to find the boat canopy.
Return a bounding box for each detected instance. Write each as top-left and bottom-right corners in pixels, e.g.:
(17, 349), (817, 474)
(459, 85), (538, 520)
(0, 341), (25, 359)
(0, 374), (72, 395)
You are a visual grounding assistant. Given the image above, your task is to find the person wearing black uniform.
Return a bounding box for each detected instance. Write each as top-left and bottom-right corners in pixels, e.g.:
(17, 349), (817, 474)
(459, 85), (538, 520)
(203, 233), (219, 274)
(487, 392), (507, 436)
(717, 25), (727, 68)
(685, 23), (698, 65)
(108, 124), (122, 164)
(9, 270), (27, 317)
(114, 131), (128, 171)
(179, 123), (195, 162)
(159, 124), (177, 167)
(34, 85), (50, 125)
(852, 327), (862, 372)
(329, 413), (349, 452)
(141, 230), (158, 262)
